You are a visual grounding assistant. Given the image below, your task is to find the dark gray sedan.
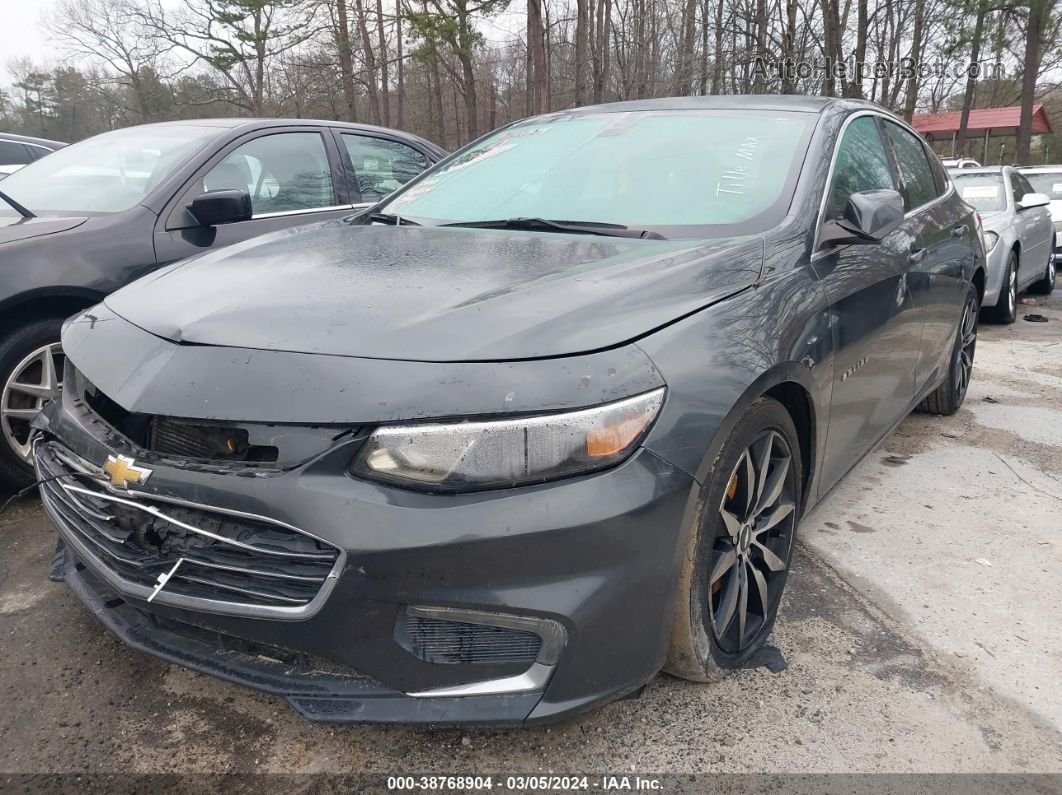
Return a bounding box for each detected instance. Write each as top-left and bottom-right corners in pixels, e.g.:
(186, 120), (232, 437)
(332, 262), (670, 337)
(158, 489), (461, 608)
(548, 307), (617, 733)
(0, 119), (444, 484)
(36, 97), (984, 725)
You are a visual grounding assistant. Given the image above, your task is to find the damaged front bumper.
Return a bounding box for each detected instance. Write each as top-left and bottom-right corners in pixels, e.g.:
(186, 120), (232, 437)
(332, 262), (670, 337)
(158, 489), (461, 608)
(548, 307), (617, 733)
(35, 319), (696, 725)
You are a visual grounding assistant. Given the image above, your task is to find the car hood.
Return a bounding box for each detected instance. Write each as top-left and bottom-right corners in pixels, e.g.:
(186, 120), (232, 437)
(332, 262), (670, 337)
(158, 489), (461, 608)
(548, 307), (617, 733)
(0, 214), (88, 243)
(105, 222), (763, 362)
(979, 211), (1012, 232)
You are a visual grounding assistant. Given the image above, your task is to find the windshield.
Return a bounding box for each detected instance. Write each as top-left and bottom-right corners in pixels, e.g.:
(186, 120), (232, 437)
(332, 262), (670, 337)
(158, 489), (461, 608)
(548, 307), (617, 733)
(380, 109), (813, 238)
(0, 125), (220, 216)
(1022, 173), (1062, 201)
(952, 173), (1007, 212)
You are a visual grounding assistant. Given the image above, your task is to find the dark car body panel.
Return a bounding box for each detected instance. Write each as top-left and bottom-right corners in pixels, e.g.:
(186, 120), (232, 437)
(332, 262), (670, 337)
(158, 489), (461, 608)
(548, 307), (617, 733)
(0, 119), (444, 328)
(107, 223), (762, 361)
(39, 97), (984, 725)
(61, 304), (664, 422)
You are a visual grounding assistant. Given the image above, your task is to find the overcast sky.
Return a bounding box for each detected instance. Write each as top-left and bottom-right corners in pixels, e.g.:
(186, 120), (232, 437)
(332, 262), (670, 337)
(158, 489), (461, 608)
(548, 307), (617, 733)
(1, 0), (54, 81)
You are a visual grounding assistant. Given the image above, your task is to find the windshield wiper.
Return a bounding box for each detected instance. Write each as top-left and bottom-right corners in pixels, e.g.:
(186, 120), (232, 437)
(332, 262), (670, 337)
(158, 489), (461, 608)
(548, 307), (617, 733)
(0, 189), (33, 219)
(365, 211), (420, 226)
(441, 217), (666, 239)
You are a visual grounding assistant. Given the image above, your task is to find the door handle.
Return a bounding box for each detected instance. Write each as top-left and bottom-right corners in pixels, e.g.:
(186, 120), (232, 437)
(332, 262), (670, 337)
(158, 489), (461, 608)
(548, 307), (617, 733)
(909, 246), (927, 264)
(951, 224), (967, 238)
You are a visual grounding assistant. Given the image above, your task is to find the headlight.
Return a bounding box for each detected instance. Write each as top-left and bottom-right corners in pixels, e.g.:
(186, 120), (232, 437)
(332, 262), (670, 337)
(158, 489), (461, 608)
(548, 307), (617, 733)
(352, 388), (665, 490)
(983, 230), (999, 251)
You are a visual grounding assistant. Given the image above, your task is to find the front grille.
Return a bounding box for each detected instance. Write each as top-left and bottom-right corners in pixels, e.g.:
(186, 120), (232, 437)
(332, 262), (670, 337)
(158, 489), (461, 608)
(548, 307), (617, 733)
(37, 441), (341, 613)
(395, 611), (542, 666)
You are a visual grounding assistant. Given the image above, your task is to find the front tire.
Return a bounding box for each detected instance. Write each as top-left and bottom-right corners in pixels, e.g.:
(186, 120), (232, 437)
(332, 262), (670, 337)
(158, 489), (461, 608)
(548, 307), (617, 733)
(665, 397), (802, 682)
(982, 253), (1017, 324)
(917, 284), (978, 416)
(0, 318), (66, 487)
(1029, 241), (1056, 295)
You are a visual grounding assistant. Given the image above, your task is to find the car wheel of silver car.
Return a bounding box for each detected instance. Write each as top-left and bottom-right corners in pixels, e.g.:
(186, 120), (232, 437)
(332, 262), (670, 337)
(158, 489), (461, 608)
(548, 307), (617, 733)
(918, 284), (978, 416)
(0, 318), (65, 487)
(665, 397), (801, 682)
(1029, 237), (1056, 295)
(983, 254), (1018, 324)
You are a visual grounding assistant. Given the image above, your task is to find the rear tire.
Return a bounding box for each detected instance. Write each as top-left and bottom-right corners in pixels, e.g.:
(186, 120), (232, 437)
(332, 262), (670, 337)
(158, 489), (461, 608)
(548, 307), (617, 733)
(0, 318), (66, 488)
(982, 253), (1017, 324)
(918, 284), (978, 416)
(1029, 241), (1056, 295)
(665, 397), (802, 682)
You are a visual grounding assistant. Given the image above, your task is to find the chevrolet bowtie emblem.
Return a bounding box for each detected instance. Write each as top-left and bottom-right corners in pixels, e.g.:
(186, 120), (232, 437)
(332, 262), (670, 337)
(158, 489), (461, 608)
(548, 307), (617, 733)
(102, 454), (152, 489)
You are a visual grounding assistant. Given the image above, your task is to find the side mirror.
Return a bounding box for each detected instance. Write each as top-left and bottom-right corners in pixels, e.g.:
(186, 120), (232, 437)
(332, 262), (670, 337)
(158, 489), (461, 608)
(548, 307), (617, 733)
(1018, 192), (1050, 210)
(820, 189), (905, 247)
(188, 189), (252, 227)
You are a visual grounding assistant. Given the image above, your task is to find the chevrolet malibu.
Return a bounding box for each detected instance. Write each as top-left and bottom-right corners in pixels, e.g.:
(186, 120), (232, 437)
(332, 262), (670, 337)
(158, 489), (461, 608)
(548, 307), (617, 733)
(35, 97), (984, 725)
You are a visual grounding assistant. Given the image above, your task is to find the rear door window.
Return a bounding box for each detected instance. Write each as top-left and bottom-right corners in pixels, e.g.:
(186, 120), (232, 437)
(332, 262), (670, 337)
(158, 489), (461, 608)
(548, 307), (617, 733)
(341, 134), (430, 203)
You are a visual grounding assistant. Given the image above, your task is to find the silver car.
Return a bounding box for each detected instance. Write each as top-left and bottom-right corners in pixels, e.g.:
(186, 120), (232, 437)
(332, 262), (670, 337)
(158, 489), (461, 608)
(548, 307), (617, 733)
(951, 166), (1055, 323)
(1018, 165), (1062, 258)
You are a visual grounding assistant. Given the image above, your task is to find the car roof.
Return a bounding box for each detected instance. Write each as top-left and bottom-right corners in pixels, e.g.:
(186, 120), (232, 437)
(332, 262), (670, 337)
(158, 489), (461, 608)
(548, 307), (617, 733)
(555, 95), (875, 116)
(115, 118), (445, 157)
(1019, 165), (1062, 173)
(950, 166), (1006, 175)
(0, 131), (66, 148)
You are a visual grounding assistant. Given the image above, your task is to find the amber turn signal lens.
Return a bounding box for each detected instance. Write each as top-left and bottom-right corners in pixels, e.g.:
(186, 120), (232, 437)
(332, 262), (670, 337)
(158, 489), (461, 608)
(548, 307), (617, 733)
(586, 413), (652, 458)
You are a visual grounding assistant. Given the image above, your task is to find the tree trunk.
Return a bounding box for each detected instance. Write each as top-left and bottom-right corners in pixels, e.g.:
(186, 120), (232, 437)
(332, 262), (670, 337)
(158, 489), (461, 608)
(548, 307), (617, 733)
(376, 0), (391, 125)
(781, 0), (798, 93)
(845, 0), (867, 98)
(528, 0), (548, 113)
(431, 55), (446, 145)
(752, 0), (767, 93)
(354, 0), (382, 123)
(672, 0), (698, 94)
(699, 0), (709, 94)
(820, 0), (840, 96)
(396, 1), (405, 127)
(575, 0), (589, 105)
(1017, 0), (1045, 163)
(335, 0), (358, 122)
(902, 0), (926, 120)
(711, 0), (724, 94)
(956, 3), (987, 157)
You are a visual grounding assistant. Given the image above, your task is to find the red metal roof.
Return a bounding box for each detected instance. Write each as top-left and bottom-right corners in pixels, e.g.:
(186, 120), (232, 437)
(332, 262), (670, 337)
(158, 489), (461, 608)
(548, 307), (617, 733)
(912, 104), (1052, 135)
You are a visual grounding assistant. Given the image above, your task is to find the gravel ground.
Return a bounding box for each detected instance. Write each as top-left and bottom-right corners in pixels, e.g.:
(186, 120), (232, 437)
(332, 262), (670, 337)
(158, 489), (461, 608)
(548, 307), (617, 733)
(1, 285), (1061, 780)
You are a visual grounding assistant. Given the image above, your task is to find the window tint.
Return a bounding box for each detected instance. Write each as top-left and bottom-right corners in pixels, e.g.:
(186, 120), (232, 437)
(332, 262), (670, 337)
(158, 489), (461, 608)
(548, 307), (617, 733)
(1012, 173), (1035, 202)
(952, 173), (1006, 212)
(828, 116), (895, 220)
(882, 121), (936, 210)
(342, 135), (429, 202)
(1022, 172), (1062, 200)
(0, 141), (33, 165)
(926, 151), (949, 196)
(201, 132), (334, 215)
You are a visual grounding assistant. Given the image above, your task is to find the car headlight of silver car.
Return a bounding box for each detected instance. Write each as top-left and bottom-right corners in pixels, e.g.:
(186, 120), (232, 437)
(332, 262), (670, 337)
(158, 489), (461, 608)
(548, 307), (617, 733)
(352, 388), (665, 490)
(983, 230), (999, 251)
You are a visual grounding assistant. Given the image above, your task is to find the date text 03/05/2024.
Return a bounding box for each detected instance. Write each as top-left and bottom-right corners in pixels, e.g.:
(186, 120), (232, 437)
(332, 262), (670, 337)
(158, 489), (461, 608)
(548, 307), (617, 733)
(385, 775), (665, 791)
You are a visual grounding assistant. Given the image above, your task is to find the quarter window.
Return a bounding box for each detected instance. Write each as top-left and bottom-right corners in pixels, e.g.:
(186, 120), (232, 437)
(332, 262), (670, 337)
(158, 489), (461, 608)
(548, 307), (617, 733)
(882, 121), (937, 210)
(828, 116), (896, 221)
(341, 134), (429, 202)
(0, 141), (33, 166)
(200, 132), (335, 216)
